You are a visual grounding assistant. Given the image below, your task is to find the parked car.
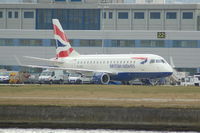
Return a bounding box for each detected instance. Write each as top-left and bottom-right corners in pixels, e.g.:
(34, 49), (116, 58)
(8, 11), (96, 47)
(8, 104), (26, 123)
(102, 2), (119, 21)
(68, 73), (91, 84)
(0, 71), (10, 83)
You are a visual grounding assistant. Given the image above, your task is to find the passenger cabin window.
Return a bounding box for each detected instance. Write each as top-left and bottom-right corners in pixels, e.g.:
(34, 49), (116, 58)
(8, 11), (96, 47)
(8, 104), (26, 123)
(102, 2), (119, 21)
(156, 59), (162, 63)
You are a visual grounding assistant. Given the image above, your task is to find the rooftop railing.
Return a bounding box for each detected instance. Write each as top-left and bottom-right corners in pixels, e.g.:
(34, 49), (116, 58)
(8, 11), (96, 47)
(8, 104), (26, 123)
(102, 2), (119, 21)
(0, 0), (38, 4)
(0, 0), (200, 4)
(99, 0), (200, 4)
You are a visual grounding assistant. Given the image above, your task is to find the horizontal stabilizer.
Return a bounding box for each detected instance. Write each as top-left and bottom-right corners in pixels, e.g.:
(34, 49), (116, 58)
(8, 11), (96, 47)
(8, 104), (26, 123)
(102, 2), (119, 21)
(23, 56), (64, 63)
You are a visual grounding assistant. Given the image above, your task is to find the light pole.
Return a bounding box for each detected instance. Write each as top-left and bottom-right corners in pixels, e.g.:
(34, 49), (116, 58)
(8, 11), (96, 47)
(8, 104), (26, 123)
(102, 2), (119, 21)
(99, 2), (109, 54)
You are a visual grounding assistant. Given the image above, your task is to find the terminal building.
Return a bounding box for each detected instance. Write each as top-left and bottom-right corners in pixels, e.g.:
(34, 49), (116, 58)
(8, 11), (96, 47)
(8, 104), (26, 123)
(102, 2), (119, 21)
(0, 0), (200, 74)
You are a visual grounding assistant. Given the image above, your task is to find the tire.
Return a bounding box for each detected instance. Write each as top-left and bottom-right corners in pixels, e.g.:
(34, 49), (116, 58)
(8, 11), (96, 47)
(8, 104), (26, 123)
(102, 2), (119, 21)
(59, 79), (63, 84)
(76, 80), (82, 84)
(49, 80), (53, 85)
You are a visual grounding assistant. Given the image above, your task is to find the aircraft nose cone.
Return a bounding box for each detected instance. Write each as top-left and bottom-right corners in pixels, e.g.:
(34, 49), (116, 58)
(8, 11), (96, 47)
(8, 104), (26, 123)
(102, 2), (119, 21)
(167, 65), (173, 76)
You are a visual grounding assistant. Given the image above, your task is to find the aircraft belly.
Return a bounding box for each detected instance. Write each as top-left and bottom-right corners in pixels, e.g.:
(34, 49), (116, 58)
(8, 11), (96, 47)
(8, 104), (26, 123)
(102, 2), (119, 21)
(110, 72), (173, 81)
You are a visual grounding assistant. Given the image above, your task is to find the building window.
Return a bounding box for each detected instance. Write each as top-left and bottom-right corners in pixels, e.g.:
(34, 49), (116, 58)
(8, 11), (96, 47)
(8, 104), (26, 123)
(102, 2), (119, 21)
(110, 40), (135, 47)
(79, 40), (102, 47)
(55, 0), (66, 1)
(0, 11), (3, 18)
(140, 40), (165, 47)
(71, 0), (81, 1)
(173, 40), (197, 48)
(166, 12), (177, 19)
(8, 11), (12, 18)
(103, 12), (106, 19)
(109, 12), (113, 19)
(145, 0), (153, 3)
(0, 39), (14, 46)
(118, 12), (128, 19)
(150, 12), (160, 19)
(134, 12), (144, 19)
(182, 12), (193, 19)
(14, 11), (18, 18)
(19, 39), (42, 46)
(24, 11), (34, 18)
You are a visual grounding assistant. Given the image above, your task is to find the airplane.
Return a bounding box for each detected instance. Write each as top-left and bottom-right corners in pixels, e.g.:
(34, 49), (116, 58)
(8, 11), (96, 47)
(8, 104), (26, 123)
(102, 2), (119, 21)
(24, 19), (173, 84)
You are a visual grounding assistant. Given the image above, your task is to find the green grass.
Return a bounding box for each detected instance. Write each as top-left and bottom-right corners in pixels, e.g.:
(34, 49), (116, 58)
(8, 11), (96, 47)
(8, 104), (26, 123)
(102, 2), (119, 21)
(0, 84), (200, 108)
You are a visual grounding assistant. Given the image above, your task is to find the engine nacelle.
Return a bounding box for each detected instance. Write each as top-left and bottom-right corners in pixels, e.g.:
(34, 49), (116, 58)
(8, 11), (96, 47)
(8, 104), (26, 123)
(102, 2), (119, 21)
(92, 72), (110, 84)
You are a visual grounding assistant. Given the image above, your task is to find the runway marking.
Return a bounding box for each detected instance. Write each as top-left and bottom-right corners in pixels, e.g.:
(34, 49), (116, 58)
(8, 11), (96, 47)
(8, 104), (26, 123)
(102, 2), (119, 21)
(0, 97), (199, 102)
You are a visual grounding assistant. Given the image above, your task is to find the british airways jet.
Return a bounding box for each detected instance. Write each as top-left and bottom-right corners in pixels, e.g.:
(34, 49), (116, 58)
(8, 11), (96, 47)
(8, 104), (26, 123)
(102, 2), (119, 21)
(25, 19), (173, 84)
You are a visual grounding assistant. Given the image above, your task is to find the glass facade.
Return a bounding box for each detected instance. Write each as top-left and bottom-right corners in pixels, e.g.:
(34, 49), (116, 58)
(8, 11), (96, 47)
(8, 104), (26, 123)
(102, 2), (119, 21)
(0, 38), (200, 48)
(172, 40), (198, 48)
(36, 9), (100, 30)
(109, 40), (135, 47)
(140, 40), (165, 47)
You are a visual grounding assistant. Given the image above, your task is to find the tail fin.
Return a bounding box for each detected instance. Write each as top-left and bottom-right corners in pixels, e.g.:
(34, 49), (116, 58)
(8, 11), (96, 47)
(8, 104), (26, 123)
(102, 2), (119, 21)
(52, 19), (80, 58)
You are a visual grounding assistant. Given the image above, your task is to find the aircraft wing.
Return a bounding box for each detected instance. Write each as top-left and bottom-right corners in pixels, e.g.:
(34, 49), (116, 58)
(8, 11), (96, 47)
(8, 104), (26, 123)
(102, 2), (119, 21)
(24, 56), (64, 63)
(22, 64), (115, 74)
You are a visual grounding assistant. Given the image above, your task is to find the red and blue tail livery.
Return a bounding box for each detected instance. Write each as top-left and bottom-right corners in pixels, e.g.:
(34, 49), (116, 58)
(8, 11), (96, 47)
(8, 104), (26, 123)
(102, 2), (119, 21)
(53, 19), (79, 58)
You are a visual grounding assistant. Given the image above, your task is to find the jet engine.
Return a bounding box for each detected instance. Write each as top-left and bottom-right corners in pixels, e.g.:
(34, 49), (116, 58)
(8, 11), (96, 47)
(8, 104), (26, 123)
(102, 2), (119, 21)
(92, 72), (110, 84)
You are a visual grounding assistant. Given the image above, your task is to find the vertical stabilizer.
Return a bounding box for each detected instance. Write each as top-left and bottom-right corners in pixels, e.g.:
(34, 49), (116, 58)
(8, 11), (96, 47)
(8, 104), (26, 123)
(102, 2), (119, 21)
(52, 19), (80, 58)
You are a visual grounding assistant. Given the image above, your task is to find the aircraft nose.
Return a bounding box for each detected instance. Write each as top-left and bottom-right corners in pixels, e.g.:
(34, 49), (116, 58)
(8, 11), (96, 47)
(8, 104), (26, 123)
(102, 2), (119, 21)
(166, 64), (173, 76)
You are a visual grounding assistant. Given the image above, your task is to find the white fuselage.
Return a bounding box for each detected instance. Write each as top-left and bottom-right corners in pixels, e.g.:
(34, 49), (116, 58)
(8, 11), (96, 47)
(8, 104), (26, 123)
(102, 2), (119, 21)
(55, 54), (173, 81)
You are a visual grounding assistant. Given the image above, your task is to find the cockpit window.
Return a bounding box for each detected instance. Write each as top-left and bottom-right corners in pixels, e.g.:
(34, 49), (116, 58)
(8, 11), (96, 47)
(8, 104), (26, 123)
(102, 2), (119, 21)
(150, 59), (155, 64)
(156, 59), (162, 63)
(150, 59), (166, 64)
(161, 59), (165, 63)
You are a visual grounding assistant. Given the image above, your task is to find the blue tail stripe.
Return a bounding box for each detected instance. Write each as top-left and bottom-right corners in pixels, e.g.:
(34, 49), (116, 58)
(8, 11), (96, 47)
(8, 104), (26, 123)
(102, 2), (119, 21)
(56, 40), (66, 47)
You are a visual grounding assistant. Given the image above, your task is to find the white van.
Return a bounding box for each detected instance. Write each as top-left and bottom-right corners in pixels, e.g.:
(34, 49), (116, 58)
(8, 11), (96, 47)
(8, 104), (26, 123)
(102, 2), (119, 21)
(194, 74), (200, 86)
(39, 69), (69, 84)
(180, 76), (194, 86)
